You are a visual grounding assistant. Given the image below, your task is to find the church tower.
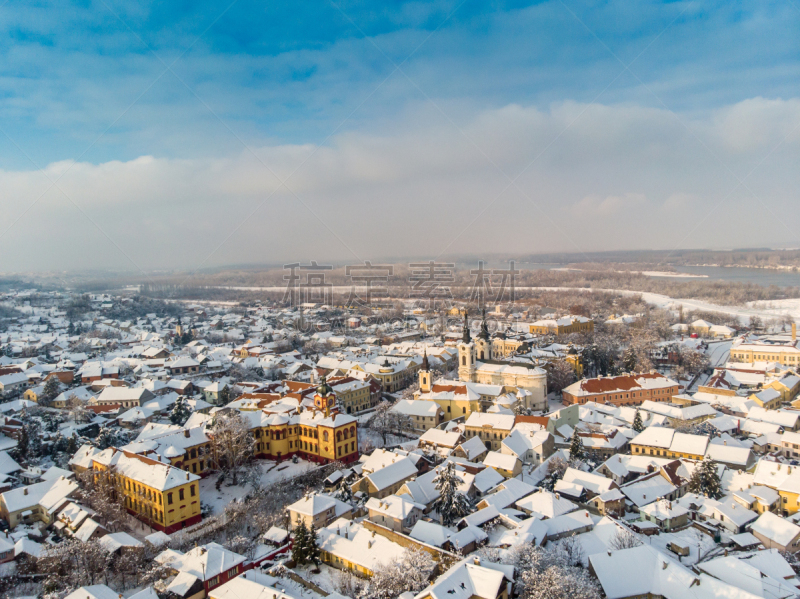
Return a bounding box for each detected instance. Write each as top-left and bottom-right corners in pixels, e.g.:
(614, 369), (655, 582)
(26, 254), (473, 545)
(419, 349), (432, 393)
(458, 310), (476, 382)
(475, 308), (492, 362)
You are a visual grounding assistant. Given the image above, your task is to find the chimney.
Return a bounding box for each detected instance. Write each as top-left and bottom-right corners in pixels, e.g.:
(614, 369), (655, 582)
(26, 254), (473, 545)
(23, 488), (28, 496)
(184, 429), (190, 438)
(186, 472), (189, 480)
(473, 556), (481, 566)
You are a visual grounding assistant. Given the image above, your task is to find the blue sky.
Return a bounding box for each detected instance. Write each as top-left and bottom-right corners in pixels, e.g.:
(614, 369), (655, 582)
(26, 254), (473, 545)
(0, 0), (798, 271)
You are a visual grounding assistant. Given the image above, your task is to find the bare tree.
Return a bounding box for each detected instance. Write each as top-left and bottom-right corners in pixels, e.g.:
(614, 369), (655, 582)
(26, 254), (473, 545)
(608, 527), (643, 551)
(547, 360), (576, 396)
(367, 400), (413, 445)
(76, 468), (128, 532)
(210, 410), (255, 485)
(67, 394), (92, 424)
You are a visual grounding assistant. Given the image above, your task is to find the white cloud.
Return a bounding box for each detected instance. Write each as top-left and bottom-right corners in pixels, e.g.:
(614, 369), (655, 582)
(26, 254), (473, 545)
(0, 96), (798, 271)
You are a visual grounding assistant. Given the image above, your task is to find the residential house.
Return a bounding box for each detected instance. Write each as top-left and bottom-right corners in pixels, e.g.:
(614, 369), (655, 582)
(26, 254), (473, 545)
(156, 542), (247, 595)
(287, 493), (353, 529)
(749, 511), (800, 553)
(366, 495), (424, 533)
(392, 400), (445, 432)
(317, 518), (406, 577)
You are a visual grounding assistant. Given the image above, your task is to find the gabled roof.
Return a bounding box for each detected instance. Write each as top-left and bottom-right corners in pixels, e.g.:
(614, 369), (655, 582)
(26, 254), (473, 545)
(156, 542), (246, 581)
(414, 558), (512, 599)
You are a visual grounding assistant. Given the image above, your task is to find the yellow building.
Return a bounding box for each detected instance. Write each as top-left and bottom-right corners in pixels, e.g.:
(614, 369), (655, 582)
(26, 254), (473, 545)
(132, 425), (213, 478)
(754, 460), (800, 517)
(249, 382), (360, 465)
(529, 315), (594, 336)
(749, 388), (783, 410)
(90, 447), (202, 533)
(629, 428), (708, 461)
(327, 376), (374, 414)
(770, 375), (800, 403)
(730, 329), (800, 367)
(456, 311), (547, 411)
(463, 413), (516, 451)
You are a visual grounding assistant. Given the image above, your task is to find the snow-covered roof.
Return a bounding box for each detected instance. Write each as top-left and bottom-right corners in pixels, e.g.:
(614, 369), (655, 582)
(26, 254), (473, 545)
(750, 512), (800, 548)
(156, 542), (246, 581)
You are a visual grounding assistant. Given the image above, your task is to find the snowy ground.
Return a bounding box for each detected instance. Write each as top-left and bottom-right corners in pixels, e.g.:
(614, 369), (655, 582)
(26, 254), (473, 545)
(294, 563), (342, 595)
(199, 459), (321, 515)
(514, 287), (800, 325)
(358, 425), (419, 450)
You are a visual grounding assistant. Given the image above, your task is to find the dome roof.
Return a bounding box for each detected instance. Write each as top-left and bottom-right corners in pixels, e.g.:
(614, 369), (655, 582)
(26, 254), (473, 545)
(317, 379), (333, 396)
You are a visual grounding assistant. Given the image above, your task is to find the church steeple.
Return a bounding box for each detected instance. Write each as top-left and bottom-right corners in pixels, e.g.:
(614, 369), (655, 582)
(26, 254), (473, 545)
(422, 349), (430, 372)
(477, 307), (490, 341)
(462, 310), (471, 343)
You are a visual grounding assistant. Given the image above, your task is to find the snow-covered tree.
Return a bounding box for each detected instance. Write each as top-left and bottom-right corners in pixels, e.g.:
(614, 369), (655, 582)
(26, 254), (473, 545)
(512, 540), (600, 599)
(41, 376), (60, 405)
(306, 524), (321, 568)
(39, 538), (112, 594)
(76, 468), (127, 532)
(569, 432), (585, 463)
(361, 546), (435, 599)
(170, 395), (191, 425)
(547, 359), (576, 396)
(67, 394), (91, 424)
(431, 461), (472, 526)
(333, 479), (353, 504)
(632, 409), (644, 433)
(210, 409), (254, 485)
(368, 400), (412, 445)
(217, 384), (230, 405)
(608, 527), (643, 551)
(538, 455), (568, 491)
(687, 455), (723, 499)
(291, 519), (309, 565)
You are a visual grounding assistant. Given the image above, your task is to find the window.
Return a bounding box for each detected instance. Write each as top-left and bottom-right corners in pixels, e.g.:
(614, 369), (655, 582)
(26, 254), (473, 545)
(190, 485), (196, 497)
(167, 493), (173, 505)
(179, 489), (184, 501)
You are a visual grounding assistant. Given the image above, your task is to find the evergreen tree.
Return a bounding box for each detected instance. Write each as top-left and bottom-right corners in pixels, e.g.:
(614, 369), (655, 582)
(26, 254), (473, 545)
(291, 520), (309, 565)
(42, 376), (60, 405)
(170, 396), (191, 425)
(632, 409), (645, 433)
(687, 456), (723, 499)
(16, 424), (29, 459)
(66, 435), (78, 455)
(334, 479), (353, 504)
(67, 321), (75, 335)
(622, 348), (637, 373)
(95, 427), (116, 450)
(431, 462), (472, 526)
(569, 431), (586, 463)
(306, 525), (321, 568)
(217, 385), (230, 405)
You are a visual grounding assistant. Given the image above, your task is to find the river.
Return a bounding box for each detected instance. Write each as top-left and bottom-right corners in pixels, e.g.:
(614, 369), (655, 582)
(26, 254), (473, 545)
(672, 265), (800, 288)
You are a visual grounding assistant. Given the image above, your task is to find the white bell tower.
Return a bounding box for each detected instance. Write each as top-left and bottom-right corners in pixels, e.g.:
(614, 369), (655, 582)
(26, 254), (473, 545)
(458, 310), (476, 382)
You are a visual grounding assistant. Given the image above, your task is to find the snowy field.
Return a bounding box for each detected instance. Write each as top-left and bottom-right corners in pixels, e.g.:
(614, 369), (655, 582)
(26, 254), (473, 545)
(512, 287), (800, 325)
